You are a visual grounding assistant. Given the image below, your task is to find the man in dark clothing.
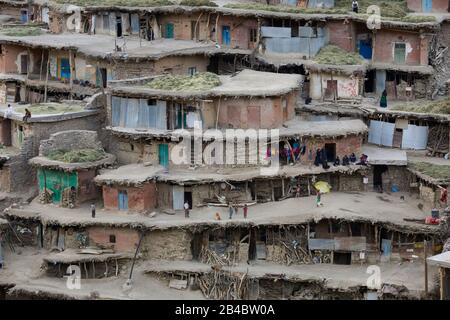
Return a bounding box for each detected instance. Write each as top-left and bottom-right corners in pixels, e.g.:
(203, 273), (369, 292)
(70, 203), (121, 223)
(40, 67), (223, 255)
(349, 153), (357, 163)
(352, 0), (359, 13)
(314, 148), (322, 166)
(334, 156), (341, 166)
(342, 155), (350, 166)
(91, 203), (96, 218)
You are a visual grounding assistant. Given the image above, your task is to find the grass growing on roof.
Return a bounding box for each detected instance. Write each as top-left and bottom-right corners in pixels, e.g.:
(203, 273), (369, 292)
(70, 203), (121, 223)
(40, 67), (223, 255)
(0, 26), (43, 37)
(314, 45), (363, 65)
(335, 0), (410, 18)
(410, 162), (450, 181)
(54, 0), (216, 6)
(146, 72), (221, 91)
(47, 149), (107, 163)
(391, 99), (450, 115)
(15, 103), (85, 115)
(223, 3), (347, 14)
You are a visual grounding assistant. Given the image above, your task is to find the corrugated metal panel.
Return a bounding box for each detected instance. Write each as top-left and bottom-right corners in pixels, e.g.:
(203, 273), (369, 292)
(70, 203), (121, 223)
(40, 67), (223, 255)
(334, 237), (367, 251)
(368, 120), (395, 147)
(308, 0), (335, 8)
(111, 97), (167, 129)
(299, 26), (314, 38)
(173, 185), (184, 210)
(402, 124), (428, 150)
(308, 238), (335, 250)
(111, 96), (121, 126)
(261, 26), (291, 38)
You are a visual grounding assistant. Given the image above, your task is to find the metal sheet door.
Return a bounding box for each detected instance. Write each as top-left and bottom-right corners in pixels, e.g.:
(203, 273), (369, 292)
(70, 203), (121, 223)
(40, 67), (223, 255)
(422, 0), (433, 13)
(118, 190), (128, 210)
(172, 185), (184, 210)
(159, 143), (169, 167)
(222, 26), (231, 46)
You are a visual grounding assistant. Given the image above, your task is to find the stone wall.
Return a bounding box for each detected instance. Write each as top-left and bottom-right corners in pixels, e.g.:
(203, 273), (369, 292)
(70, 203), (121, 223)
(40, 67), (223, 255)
(141, 229), (193, 260)
(39, 130), (102, 156)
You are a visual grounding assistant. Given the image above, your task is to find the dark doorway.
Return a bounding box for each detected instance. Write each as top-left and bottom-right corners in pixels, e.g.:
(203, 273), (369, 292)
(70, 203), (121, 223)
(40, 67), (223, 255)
(116, 16), (122, 37)
(20, 55), (28, 74)
(333, 252), (351, 265)
(324, 143), (336, 162)
(373, 165), (388, 192)
(184, 191), (192, 208)
(98, 68), (107, 88)
(191, 233), (203, 260)
(364, 69), (376, 93)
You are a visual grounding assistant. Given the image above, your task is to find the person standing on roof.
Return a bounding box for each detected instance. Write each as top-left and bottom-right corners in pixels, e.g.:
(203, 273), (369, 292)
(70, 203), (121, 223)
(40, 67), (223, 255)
(91, 203), (96, 218)
(228, 203), (233, 219)
(352, 0), (359, 13)
(5, 104), (13, 119)
(184, 201), (190, 218)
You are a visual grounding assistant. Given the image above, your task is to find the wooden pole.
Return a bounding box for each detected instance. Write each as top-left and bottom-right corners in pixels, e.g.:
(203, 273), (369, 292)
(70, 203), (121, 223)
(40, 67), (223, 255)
(44, 51), (50, 103)
(424, 239), (428, 297)
(439, 267), (445, 300)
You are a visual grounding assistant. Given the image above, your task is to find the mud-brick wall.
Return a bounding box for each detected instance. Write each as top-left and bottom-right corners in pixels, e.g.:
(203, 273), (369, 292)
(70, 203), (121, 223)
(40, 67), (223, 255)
(373, 29), (429, 65)
(217, 92), (297, 129)
(301, 134), (363, 165)
(0, 44), (29, 74)
(108, 137), (158, 165)
(407, 0), (450, 12)
(218, 15), (259, 50)
(141, 229), (193, 260)
(102, 183), (157, 212)
(88, 226), (139, 252)
(154, 55), (209, 75)
(327, 20), (356, 53)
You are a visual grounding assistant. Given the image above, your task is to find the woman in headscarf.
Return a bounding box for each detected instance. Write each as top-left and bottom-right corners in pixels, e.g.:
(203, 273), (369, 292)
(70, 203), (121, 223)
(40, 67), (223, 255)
(380, 89), (388, 108)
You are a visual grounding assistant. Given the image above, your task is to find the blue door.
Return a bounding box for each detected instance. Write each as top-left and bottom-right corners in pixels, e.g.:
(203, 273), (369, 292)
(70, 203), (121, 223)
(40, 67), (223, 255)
(159, 144), (169, 167)
(422, 0), (432, 13)
(165, 23), (174, 39)
(381, 239), (392, 257)
(20, 10), (28, 23)
(59, 58), (71, 80)
(118, 190), (128, 210)
(222, 26), (231, 46)
(359, 40), (372, 59)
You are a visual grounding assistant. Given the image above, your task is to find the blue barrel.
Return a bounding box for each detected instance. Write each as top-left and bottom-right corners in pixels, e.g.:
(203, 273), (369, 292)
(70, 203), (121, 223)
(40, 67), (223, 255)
(431, 209), (440, 219)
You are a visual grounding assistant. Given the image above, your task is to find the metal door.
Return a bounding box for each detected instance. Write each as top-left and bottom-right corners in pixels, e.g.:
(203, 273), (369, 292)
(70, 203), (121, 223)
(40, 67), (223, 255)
(172, 185), (184, 210)
(222, 26), (231, 46)
(165, 23), (174, 39)
(422, 0), (433, 13)
(118, 190), (128, 210)
(159, 144), (169, 167)
(59, 58), (71, 80)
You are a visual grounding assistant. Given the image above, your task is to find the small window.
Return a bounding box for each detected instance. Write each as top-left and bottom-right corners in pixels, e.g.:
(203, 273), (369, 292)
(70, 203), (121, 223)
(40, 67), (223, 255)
(394, 43), (406, 64)
(147, 99), (156, 105)
(109, 235), (116, 243)
(188, 67), (197, 76)
(249, 28), (257, 43)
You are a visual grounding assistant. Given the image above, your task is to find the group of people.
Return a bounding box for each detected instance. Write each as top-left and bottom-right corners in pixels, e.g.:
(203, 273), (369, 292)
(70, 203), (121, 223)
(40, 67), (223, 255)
(332, 153), (369, 167)
(183, 201), (249, 220)
(4, 104), (32, 122)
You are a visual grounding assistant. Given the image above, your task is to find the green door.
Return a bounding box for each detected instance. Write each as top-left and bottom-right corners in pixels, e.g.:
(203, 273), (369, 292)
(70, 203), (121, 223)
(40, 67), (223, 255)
(159, 144), (169, 167)
(165, 23), (174, 39)
(394, 43), (406, 64)
(37, 169), (78, 203)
